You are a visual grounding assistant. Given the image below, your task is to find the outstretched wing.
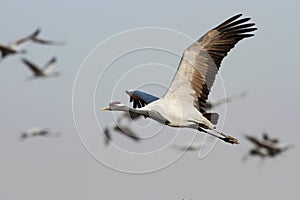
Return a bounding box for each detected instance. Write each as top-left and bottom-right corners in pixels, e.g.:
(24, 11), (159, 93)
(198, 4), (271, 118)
(245, 134), (278, 152)
(32, 37), (64, 45)
(103, 127), (112, 145)
(11, 28), (41, 48)
(207, 91), (248, 109)
(262, 132), (279, 144)
(21, 58), (43, 75)
(114, 126), (141, 142)
(126, 90), (160, 108)
(43, 56), (57, 74)
(163, 14), (256, 113)
(0, 44), (16, 57)
(245, 134), (263, 147)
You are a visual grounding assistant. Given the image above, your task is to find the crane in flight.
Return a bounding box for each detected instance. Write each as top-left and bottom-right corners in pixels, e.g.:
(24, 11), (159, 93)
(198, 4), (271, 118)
(243, 132), (294, 161)
(103, 113), (141, 145)
(0, 29), (40, 61)
(21, 56), (60, 79)
(101, 14), (257, 145)
(19, 127), (60, 141)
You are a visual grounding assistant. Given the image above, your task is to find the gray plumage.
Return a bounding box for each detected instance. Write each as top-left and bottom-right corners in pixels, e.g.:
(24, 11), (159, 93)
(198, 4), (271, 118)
(102, 14), (257, 145)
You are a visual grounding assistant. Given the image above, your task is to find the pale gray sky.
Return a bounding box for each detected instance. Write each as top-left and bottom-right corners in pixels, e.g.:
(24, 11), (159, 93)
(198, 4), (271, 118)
(1, 0), (300, 199)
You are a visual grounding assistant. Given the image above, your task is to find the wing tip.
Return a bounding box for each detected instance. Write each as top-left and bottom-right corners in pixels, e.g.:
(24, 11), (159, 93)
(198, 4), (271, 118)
(51, 56), (57, 62)
(234, 13), (243, 18)
(21, 57), (29, 63)
(216, 13), (256, 31)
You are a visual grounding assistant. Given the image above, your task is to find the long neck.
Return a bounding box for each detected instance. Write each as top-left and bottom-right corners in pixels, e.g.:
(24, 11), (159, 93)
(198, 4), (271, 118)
(113, 105), (131, 112)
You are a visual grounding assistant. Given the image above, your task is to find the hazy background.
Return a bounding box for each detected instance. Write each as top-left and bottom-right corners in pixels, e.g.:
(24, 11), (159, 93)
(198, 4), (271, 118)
(1, 0), (300, 199)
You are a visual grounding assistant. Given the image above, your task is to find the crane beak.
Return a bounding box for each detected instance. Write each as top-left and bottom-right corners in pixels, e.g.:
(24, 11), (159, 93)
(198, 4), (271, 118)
(100, 106), (109, 110)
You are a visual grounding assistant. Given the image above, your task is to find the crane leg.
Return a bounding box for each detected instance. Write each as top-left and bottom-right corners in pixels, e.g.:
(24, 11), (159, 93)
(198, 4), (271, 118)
(198, 127), (239, 145)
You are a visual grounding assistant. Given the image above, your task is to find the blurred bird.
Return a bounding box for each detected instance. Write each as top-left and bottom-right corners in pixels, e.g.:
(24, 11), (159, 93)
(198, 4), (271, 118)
(21, 57), (60, 79)
(102, 14), (257, 145)
(243, 133), (294, 161)
(102, 90), (158, 145)
(205, 91), (248, 110)
(20, 127), (60, 141)
(103, 114), (141, 145)
(171, 142), (204, 151)
(0, 29), (40, 61)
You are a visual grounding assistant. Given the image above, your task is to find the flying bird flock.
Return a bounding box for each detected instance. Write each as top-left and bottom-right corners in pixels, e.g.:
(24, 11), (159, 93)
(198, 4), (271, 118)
(2, 13), (297, 164)
(0, 28), (64, 140)
(0, 28), (64, 79)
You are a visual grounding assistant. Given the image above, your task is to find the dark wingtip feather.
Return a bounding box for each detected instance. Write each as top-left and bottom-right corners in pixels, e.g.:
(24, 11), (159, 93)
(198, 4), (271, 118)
(227, 28), (257, 35)
(31, 28), (41, 38)
(50, 56), (57, 63)
(232, 13), (243, 19)
(242, 34), (255, 38)
(103, 127), (111, 145)
(215, 14), (243, 29)
(21, 57), (29, 64)
(218, 18), (252, 31)
(216, 14), (257, 38)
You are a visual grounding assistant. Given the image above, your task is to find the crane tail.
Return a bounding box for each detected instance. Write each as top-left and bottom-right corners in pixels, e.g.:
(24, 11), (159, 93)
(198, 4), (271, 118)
(203, 113), (219, 125)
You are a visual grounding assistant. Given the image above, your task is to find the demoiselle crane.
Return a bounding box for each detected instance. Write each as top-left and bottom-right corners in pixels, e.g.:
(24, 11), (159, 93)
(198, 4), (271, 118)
(243, 133), (294, 160)
(101, 14), (257, 145)
(103, 112), (141, 145)
(204, 91), (248, 110)
(20, 127), (60, 141)
(21, 57), (60, 79)
(171, 142), (204, 152)
(0, 28), (40, 61)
